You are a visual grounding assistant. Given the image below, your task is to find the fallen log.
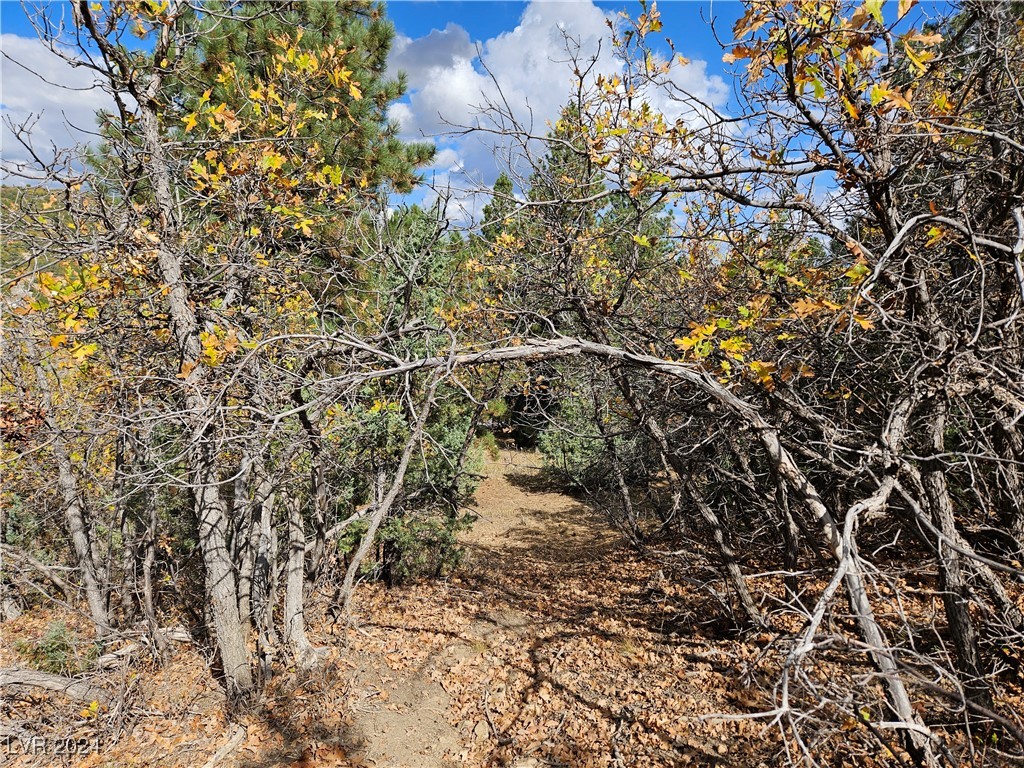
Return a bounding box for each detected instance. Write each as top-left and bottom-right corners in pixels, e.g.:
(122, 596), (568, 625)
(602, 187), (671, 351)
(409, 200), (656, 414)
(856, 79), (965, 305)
(0, 667), (111, 705)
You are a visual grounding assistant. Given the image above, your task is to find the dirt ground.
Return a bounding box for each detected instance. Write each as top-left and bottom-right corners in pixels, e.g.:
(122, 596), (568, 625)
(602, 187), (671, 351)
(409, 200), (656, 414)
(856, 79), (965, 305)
(9, 450), (1006, 767)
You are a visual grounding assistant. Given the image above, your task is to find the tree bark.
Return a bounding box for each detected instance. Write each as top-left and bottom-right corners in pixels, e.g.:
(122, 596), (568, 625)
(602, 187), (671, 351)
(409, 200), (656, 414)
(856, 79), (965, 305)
(283, 496), (316, 667)
(0, 668), (111, 705)
(133, 49), (253, 701)
(27, 340), (109, 639)
(921, 400), (991, 711)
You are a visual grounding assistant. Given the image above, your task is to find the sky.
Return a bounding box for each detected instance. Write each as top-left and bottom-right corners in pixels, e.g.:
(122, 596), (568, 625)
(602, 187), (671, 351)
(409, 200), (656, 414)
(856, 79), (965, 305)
(0, 0), (954, 222)
(382, 1), (738, 216)
(1, 0), (744, 212)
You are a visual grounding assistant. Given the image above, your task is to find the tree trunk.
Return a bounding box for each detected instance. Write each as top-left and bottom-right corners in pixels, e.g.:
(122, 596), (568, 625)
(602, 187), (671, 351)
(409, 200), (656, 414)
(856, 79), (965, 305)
(193, 438), (253, 702)
(132, 69), (254, 701)
(338, 374), (441, 618)
(239, 468), (274, 634)
(27, 341), (109, 639)
(592, 385), (641, 540)
(774, 475), (800, 597)
(921, 401), (990, 711)
(283, 496), (316, 667)
(252, 487), (279, 680)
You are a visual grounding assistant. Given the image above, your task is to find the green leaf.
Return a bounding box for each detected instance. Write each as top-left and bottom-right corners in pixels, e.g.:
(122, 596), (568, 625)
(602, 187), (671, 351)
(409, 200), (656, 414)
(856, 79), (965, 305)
(864, 0), (885, 24)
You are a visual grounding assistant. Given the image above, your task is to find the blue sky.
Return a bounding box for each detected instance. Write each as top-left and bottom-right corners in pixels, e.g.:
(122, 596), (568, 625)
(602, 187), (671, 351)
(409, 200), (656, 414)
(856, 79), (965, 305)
(0, 2), (738, 59)
(1, 0), (743, 213)
(387, 1), (736, 62)
(0, 0), (948, 217)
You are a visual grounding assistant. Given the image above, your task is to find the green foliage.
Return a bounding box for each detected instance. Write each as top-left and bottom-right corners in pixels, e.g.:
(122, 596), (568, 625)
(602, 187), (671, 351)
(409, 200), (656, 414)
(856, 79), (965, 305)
(485, 398), (509, 420)
(475, 431), (502, 461)
(481, 173), (517, 241)
(335, 517), (370, 557)
(187, 0), (433, 193)
(336, 509), (474, 585)
(15, 621), (100, 676)
(2, 493), (42, 550)
(537, 394), (607, 489)
(378, 510), (475, 585)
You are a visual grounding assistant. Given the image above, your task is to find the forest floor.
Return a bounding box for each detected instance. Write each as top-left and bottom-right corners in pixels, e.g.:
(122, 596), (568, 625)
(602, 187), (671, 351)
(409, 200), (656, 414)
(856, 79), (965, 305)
(11, 450), (1015, 767)
(0, 450), (785, 767)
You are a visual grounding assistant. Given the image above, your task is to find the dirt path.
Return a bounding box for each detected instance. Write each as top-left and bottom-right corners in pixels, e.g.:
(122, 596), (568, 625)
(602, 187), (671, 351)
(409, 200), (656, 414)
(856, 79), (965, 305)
(464, 451), (618, 553)
(1, 451), (771, 768)
(342, 450), (622, 768)
(336, 451), (762, 768)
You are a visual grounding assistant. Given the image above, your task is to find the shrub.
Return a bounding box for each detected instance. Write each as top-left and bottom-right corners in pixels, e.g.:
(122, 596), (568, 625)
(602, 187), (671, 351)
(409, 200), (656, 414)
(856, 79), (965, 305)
(15, 620), (99, 675)
(379, 510), (475, 585)
(336, 509), (474, 586)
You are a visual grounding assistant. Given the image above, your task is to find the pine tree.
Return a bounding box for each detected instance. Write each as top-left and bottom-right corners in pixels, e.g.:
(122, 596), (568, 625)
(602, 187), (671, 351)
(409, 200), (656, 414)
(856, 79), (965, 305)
(480, 173), (516, 241)
(186, 0), (432, 193)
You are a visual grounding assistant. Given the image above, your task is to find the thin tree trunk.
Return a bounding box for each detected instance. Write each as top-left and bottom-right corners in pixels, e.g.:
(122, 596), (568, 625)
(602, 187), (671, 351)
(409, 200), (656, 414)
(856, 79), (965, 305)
(283, 496), (316, 666)
(338, 373), (441, 618)
(307, 460), (328, 581)
(253, 487), (279, 680)
(239, 468), (274, 634)
(683, 478), (765, 628)
(592, 384), (640, 540)
(27, 340), (109, 638)
(142, 499), (167, 658)
(630, 401), (765, 628)
(921, 401), (990, 711)
(774, 475), (800, 597)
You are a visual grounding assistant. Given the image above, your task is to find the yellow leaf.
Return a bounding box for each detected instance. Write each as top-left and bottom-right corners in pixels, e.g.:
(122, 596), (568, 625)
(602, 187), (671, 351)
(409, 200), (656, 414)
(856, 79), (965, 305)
(720, 335), (752, 359)
(897, 0), (917, 18)
(864, 0), (884, 24)
(749, 360), (777, 387)
(183, 113), (198, 133)
(842, 97), (860, 120)
(845, 261), (870, 282)
(349, 82), (362, 100)
(792, 297), (822, 317)
(854, 314), (874, 330)
(69, 342), (98, 361)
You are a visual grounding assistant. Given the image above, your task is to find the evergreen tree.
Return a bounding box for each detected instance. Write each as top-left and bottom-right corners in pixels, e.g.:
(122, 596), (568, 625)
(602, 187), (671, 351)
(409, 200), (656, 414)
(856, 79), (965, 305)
(480, 173), (516, 241)
(185, 0), (433, 193)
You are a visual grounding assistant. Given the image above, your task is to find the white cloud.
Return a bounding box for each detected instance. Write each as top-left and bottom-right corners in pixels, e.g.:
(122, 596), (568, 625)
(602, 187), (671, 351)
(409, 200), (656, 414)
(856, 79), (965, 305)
(387, 0), (726, 224)
(1, 34), (115, 180)
(389, 0), (615, 144)
(390, 23), (476, 86)
(1, 4), (727, 213)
